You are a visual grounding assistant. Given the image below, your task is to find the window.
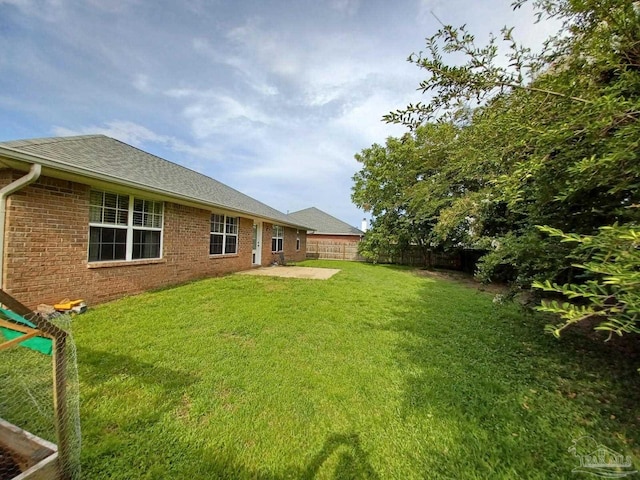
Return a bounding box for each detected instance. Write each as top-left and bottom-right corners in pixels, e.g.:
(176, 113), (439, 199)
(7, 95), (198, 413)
(272, 225), (284, 252)
(88, 190), (163, 262)
(210, 214), (239, 255)
(296, 230), (301, 251)
(89, 226), (127, 262)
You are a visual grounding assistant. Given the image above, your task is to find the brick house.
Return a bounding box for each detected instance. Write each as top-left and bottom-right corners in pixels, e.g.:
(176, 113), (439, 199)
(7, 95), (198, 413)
(287, 207), (364, 261)
(0, 135), (310, 308)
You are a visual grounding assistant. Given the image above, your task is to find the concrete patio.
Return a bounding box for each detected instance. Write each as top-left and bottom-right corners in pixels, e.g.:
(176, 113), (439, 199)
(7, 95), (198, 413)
(237, 266), (341, 280)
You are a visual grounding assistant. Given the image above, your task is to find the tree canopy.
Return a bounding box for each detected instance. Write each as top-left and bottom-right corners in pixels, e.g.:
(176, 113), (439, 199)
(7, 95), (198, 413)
(352, 0), (640, 337)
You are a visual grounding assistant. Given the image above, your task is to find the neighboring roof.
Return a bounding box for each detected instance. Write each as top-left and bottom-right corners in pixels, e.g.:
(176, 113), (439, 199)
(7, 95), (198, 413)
(288, 207), (364, 236)
(0, 135), (309, 229)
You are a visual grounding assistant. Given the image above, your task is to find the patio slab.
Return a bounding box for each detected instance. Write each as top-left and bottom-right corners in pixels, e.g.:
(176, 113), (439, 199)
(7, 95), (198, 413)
(237, 266), (341, 280)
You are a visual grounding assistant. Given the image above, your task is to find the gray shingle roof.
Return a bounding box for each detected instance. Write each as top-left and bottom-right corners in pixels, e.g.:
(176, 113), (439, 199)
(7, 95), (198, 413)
(0, 135), (309, 229)
(288, 207), (364, 235)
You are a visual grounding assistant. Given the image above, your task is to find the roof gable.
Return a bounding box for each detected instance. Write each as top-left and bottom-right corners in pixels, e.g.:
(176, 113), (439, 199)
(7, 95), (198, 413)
(288, 207), (364, 235)
(0, 135), (309, 229)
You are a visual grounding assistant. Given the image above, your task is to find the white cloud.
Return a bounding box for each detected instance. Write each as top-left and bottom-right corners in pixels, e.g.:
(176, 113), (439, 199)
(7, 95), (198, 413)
(165, 13), (423, 217)
(2, 0), (565, 228)
(191, 37), (279, 96)
(220, 18), (413, 114)
(164, 88), (275, 139)
(226, 19), (304, 78)
(132, 73), (152, 93)
(50, 120), (233, 180)
(52, 121), (201, 157)
(332, 92), (409, 150)
(328, 0), (360, 16)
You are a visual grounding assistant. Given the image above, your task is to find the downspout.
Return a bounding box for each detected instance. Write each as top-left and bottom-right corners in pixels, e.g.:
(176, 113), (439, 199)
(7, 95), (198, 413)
(0, 164), (42, 291)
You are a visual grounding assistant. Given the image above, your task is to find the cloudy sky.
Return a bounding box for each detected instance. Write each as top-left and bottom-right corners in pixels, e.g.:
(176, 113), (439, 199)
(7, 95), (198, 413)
(0, 0), (559, 228)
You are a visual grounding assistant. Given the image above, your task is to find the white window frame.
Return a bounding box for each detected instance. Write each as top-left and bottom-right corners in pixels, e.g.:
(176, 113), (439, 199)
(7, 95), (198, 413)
(272, 225), (284, 252)
(88, 190), (164, 262)
(296, 230), (300, 251)
(210, 213), (239, 256)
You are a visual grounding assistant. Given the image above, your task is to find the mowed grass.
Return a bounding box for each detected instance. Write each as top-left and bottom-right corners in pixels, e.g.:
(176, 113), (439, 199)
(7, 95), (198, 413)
(72, 261), (640, 479)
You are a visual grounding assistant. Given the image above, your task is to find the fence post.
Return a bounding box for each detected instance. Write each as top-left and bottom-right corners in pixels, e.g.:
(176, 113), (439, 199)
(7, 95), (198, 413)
(53, 333), (72, 480)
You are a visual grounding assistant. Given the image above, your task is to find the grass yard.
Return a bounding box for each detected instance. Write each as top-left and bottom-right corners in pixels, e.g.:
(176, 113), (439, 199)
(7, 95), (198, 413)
(70, 260), (639, 479)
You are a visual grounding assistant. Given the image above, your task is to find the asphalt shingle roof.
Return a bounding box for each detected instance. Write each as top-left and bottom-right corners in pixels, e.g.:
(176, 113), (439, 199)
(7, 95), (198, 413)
(0, 135), (308, 228)
(287, 207), (364, 235)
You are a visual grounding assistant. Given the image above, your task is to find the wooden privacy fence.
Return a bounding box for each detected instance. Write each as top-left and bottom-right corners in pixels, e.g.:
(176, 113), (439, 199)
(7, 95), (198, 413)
(305, 239), (483, 273)
(306, 240), (365, 262)
(375, 247), (484, 273)
(376, 250), (460, 269)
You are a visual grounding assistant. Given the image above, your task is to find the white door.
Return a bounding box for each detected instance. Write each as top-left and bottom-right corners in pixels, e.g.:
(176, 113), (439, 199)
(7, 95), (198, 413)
(252, 222), (262, 265)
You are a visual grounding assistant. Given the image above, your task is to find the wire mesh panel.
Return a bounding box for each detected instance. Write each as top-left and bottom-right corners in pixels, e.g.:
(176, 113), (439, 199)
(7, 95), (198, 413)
(0, 305), (80, 480)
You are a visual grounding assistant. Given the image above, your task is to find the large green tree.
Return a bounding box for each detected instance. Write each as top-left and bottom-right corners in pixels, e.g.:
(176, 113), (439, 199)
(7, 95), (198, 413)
(352, 127), (452, 263)
(354, 0), (640, 337)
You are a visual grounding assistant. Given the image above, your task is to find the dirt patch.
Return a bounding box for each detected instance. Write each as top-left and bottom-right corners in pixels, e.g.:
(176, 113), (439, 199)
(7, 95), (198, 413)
(219, 332), (256, 348)
(415, 268), (508, 295)
(175, 393), (192, 422)
(237, 266), (341, 280)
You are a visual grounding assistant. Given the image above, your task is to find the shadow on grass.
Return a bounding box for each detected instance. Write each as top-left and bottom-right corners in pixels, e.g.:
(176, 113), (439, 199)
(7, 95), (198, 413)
(78, 347), (379, 479)
(188, 432), (379, 480)
(385, 279), (640, 477)
(298, 433), (379, 480)
(81, 426), (379, 479)
(77, 346), (201, 471)
(77, 346), (199, 393)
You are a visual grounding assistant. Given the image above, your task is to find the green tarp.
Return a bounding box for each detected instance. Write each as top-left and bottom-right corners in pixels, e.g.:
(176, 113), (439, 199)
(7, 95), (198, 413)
(0, 307), (53, 356)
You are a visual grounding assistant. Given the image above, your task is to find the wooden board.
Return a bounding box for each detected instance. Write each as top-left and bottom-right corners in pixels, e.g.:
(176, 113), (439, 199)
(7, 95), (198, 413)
(0, 418), (59, 479)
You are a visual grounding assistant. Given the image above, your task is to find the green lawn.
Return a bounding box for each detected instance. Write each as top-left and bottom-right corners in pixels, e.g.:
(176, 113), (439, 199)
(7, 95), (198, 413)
(70, 260), (639, 479)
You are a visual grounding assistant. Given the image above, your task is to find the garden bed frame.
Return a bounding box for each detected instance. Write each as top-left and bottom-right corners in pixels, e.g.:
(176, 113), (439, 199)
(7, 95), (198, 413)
(0, 290), (70, 480)
(0, 418), (58, 480)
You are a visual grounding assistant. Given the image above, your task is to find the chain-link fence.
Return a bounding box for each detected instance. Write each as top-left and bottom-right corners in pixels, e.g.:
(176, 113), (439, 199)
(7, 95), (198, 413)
(0, 292), (80, 480)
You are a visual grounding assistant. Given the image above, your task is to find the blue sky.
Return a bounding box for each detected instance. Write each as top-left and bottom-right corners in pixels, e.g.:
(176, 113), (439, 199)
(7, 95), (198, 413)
(0, 0), (558, 228)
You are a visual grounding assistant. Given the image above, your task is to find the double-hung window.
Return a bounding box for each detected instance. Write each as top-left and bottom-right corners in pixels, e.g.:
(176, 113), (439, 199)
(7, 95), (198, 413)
(132, 199), (163, 259)
(296, 230), (301, 251)
(210, 214), (239, 255)
(272, 225), (284, 252)
(89, 190), (163, 262)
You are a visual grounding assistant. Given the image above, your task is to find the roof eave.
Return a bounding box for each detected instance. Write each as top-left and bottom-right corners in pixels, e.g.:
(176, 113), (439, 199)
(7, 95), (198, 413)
(309, 231), (364, 236)
(0, 145), (308, 229)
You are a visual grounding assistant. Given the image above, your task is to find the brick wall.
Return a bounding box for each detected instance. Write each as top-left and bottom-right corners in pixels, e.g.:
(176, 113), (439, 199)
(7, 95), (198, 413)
(262, 223), (307, 265)
(1, 172), (286, 308)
